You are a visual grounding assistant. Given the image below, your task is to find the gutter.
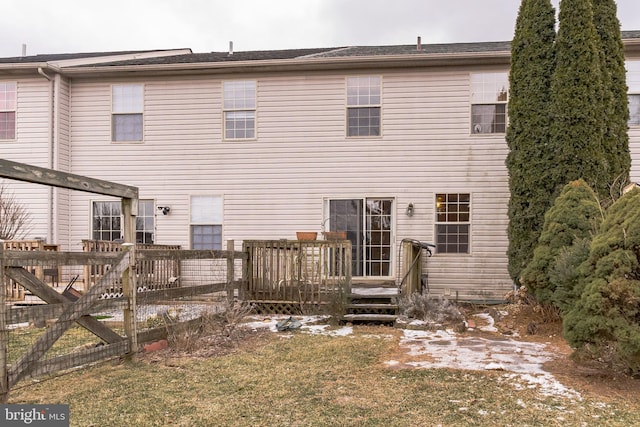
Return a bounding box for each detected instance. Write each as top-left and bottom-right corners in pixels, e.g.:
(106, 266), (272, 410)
(37, 67), (55, 244)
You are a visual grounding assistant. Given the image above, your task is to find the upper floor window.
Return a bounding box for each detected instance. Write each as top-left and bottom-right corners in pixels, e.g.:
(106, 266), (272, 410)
(627, 61), (640, 126)
(92, 199), (154, 243)
(0, 82), (16, 140)
(471, 72), (508, 134)
(190, 195), (222, 249)
(112, 84), (143, 142)
(223, 80), (256, 140)
(435, 193), (470, 254)
(347, 76), (381, 137)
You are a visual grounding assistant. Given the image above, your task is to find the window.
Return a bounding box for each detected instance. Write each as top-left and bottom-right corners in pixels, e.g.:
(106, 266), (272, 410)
(136, 200), (155, 244)
(347, 76), (381, 137)
(190, 195), (222, 249)
(627, 61), (640, 126)
(92, 200), (154, 243)
(223, 81), (256, 139)
(0, 82), (16, 140)
(112, 84), (143, 142)
(435, 193), (470, 254)
(471, 73), (508, 134)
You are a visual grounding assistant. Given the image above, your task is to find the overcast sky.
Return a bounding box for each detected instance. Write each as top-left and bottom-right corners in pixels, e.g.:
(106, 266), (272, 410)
(2, 0), (640, 58)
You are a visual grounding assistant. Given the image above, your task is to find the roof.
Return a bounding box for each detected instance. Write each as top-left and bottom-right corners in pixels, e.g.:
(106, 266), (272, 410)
(0, 49), (186, 64)
(0, 30), (639, 76)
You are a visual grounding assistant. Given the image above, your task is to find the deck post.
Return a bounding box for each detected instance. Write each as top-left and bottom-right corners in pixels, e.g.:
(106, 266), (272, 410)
(226, 240), (235, 303)
(121, 243), (138, 357)
(0, 242), (8, 403)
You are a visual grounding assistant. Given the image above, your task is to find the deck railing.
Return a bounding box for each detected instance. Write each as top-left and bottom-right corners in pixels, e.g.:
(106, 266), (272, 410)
(2, 240), (59, 300)
(82, 240), (181, 291)
(242, 240), (352, 307)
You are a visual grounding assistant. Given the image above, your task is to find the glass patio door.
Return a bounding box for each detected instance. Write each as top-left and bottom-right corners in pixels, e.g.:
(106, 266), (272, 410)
(328, 198), (393, 277)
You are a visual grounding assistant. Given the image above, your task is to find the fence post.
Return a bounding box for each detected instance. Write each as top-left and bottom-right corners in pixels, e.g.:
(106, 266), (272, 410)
(226, 240), (235, 304)
(121, 243), (138, 358)
(0, 241), (8, 403)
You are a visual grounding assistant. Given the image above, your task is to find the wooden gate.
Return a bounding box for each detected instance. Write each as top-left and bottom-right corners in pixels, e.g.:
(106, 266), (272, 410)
(0, 245), (138, 402)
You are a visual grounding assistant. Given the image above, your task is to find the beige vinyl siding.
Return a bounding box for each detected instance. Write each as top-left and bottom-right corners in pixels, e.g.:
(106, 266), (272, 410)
(54, 76), (72, 247)
(65, 69), (513, 300)
(631, 125), (640, 183)
(0, 78), (53, 240)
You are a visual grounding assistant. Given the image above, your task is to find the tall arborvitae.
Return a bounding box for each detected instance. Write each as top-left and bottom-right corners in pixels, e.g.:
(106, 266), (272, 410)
(592, 0), (631, 200)
(548, 0), (607, 199)
(505, 0), (556, 282)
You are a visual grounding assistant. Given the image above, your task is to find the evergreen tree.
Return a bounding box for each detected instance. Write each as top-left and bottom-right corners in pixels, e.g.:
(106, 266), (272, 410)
(592, 0), (631, 199)
(520, 180), (602, 309)
(563, 188), (640, 374)
(505, 0), (556, 282)
(548, 0), (607, 199)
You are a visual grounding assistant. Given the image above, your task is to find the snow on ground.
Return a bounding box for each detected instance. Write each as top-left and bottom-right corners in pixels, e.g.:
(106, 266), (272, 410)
(243, 315), (354, 337)
(242, 314), (580, 400)
(390, 328), (581, 400)
(91, 304), (579, 400)
(472, 313), (499, 332)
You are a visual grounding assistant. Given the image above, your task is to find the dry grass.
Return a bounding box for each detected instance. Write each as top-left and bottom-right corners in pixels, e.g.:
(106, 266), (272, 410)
(8, 325), (640, 427)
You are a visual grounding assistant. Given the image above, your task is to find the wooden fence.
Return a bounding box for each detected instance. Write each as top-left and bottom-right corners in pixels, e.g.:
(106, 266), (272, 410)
(0, 243), (246, 403)
(242, 239), (352, 314)
(1, 239), (356, 401)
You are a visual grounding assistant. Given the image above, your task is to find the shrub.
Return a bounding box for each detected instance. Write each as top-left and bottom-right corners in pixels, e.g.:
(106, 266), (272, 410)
(563, 188), (640, 374)
(398, 293), (463, 327)
(521, 180), (602, 309)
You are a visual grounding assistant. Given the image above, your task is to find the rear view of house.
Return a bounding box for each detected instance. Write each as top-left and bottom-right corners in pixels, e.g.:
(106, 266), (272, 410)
(1, 33), (640, 301)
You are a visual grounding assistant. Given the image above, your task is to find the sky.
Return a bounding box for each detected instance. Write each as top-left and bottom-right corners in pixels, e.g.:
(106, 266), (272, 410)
(2, 0), (640, 58)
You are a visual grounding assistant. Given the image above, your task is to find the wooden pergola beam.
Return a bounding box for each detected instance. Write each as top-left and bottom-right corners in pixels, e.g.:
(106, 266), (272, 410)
(0, 158), (138, 199)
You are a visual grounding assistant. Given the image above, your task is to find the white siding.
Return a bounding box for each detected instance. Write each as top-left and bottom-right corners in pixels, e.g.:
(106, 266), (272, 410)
(54, 76), (71, 247)
(64, 68), (514, 300)
(0, 78), (53, 240)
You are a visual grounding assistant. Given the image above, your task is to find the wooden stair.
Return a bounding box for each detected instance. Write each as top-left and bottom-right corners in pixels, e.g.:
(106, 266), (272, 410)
(342, 286), (399, 324)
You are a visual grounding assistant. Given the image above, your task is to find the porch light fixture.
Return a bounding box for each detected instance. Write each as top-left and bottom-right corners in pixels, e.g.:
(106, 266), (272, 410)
(406, 203), (414, 217)
(158, 206), (171, 215)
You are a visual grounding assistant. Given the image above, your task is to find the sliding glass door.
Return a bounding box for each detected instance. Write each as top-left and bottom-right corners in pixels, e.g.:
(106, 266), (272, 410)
(327, 198), (393, 277)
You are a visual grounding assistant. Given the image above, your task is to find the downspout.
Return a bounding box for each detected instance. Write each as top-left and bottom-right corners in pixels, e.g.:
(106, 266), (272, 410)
(37, 67), (55, 244)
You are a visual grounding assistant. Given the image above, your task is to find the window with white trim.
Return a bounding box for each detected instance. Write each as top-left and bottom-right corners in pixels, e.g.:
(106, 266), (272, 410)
(347, 76), (381, 137)
(223, 81), (256, 139)
(0, 82), (16, 140)
(112, 84), (143, 142)
(627, 61), (640, 126)
(92, 200), (154, 243)
(435, 193), (470, 254)
(190, 195), (222, 249)
(471, 73), (508, 134)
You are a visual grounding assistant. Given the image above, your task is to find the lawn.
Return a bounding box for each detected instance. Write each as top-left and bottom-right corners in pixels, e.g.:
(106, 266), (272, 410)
(8, 325), (640, 427)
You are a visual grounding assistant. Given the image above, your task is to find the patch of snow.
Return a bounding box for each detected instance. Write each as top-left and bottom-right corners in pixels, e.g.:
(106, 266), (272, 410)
(242, 315), (352, 337)
(7, 322), (30, 330)
(472, 313), (498, 332)
(396, 328), (581, 400)
(485, 362), (506, 371)
(505, 373), (582, 400)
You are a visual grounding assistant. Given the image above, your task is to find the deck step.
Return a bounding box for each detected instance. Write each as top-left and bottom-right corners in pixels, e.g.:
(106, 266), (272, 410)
(350, 293), (397, 300)
(342, 314), (397, 322)
(347, 303), (398, 310)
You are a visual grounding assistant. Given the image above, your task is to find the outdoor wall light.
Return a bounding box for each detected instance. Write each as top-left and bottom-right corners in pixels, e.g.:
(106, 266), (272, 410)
(158, 206), (171, 215)
(406, 203), (414, 217)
